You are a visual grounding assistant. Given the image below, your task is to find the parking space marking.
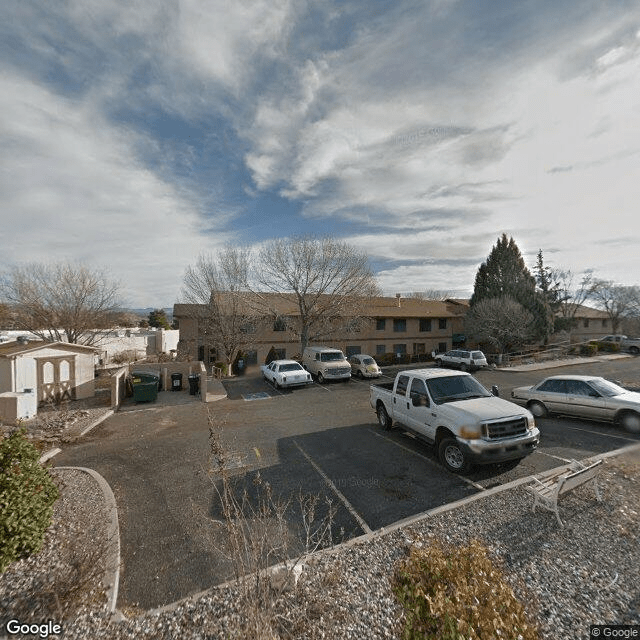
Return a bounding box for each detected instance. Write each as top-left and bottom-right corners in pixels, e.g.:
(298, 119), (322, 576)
(368, 429), (485, 491)
(561, 424), (639, 443)
(535, 450), (572, 463)
(293, 440), (372, 535)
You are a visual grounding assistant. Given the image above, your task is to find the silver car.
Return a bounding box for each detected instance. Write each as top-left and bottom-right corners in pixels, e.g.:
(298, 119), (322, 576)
(434, 349), (488, 372)
(511, 375), (640, 433)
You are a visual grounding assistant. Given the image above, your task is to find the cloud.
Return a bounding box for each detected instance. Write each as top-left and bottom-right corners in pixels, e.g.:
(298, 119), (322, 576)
(0, 72), (228, 306)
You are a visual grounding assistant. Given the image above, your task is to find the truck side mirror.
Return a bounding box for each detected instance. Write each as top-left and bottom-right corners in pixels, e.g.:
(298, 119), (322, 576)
(491, 385), (500, 397)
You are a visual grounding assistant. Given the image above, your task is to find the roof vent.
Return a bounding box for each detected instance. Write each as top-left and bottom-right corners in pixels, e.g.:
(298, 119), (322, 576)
(395, 293), (401, 307)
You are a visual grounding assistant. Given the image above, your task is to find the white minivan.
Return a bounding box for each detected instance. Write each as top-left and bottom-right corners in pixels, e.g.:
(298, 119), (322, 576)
(302, 346), (351, 383)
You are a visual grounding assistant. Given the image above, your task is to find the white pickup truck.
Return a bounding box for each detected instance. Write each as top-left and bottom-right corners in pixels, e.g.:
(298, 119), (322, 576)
(370, 368), (539, 473)
(599, 335), (640, 355)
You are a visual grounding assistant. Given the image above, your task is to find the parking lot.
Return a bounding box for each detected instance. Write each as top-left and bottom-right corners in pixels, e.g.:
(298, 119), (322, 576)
(55, 357), (640, 610)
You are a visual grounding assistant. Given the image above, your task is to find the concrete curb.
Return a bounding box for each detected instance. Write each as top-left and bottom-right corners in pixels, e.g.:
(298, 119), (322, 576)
(37, 409), (114, 464)
(55, 466), (121, 616)
(144, 440), (640, 618)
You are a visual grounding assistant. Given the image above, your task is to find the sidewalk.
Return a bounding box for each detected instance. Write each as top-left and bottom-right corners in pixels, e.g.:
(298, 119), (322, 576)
(500, 353), (632, 372)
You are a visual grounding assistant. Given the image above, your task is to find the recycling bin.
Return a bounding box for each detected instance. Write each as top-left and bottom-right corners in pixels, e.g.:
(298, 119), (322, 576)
(171, 372), (183, 391)
(188, 374), (200, 395)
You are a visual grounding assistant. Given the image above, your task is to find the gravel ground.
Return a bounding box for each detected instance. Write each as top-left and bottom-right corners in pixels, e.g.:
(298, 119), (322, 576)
(2, 448), (638, 640)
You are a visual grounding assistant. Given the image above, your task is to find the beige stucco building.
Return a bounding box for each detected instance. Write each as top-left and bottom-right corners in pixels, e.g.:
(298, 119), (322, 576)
(174, 295), (468, 368)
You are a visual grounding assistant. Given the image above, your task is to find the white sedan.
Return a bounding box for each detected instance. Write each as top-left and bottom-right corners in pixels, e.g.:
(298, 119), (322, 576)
(348, 354), (382, 378)
(261, 359), (313, 389)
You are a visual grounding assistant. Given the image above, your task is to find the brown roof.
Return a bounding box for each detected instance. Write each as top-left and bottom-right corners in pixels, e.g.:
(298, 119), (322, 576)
(174, 294), (463, 319)
(561, 304), (609, 319)
(0, 340), (100, 358)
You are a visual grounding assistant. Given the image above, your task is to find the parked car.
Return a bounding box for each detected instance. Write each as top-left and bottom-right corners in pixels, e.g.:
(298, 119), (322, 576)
(302, 346), (351, 383)
(349, 354), (382, 378)
(598, 335), (640, 355)
(261, 359), (313, 389)
(370, 368), (538, 473)
(511, 375), (640, 433)
(434, 349), (488, 371)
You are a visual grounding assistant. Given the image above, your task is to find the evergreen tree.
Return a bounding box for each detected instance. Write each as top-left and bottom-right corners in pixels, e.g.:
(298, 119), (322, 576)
(148, 308), (171, 329)
(470, 235), (552, 344)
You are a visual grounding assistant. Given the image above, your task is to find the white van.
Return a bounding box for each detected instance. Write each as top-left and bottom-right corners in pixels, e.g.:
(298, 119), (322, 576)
(302, 346), (351, 383)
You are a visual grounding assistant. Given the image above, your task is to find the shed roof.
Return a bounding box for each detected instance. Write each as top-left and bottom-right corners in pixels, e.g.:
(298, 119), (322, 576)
(0, 340), (100, 358)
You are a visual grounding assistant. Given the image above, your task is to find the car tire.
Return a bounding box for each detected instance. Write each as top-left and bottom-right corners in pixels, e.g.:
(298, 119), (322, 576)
(273, 379), (280, 390)
(619, 411), (640, 433)
(528, 401), (548, 418)
(435, 359), (442, 367)
(629, 346), (639, 355)
(317, 372), (325, 384)
(357, 370), (364, 379)
(377, 404), (392, 430)
(460, 362), (468, 372)
(438, 438), (471, 474)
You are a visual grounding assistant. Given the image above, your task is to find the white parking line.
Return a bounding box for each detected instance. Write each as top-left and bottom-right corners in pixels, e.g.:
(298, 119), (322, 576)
(535, 450), (572, 463)
(293, 440), (372, 535)
(368, 429), (486, 491)
(561, 424), (639, 442)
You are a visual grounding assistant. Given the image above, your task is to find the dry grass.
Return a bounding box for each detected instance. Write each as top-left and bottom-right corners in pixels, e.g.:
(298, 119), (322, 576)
(393, 538), (539, 640)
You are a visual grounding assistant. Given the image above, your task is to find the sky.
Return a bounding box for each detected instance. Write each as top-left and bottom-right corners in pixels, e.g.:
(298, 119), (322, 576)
(1, 0), (640, 308)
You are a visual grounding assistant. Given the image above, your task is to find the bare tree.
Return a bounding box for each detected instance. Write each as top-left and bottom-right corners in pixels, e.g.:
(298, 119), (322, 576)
(589, 280), (640, 333)
(255, 236), (380, 354)
(0, 262), (122, 345)
(407, 290), (454, 301)
(182, 247), (258, 369)
(555, 270), (594, 325)
(464, 296), (534, 353)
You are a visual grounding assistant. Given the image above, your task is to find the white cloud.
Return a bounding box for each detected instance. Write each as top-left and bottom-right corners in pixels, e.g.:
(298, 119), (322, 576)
(0, 72), (230, 306)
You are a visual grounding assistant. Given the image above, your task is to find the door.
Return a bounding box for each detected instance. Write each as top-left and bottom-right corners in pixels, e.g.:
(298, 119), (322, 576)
(405, 377), (434, 441)
(563, 379), (608, 420)
(392, 374), (412, 426)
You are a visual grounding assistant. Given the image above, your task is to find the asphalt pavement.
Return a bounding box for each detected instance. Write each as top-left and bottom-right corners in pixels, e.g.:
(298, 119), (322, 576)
(52, 354), (640, 611)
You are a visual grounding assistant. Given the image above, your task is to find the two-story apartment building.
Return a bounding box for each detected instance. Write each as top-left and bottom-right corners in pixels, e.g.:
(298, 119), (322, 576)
(173, 294), (467, 368)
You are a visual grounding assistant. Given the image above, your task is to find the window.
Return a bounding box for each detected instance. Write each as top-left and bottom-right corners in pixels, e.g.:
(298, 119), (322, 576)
(395, 375), (410, 396)
(409, 378), (429, 407)
(393, 319), (406, 332)
(273, 316), (287, 331)
(438, 342), (447, 353)
(273, 348), (286, 359)
(538, 379), (566, 393)
(565, 380), (596, 397)
(240, 321), (256, 334)
(393, 343), (407, 355)
(419, 318), (432, 332)
(376, 318), (386, 330)
(346, 345), (361, 357)
(602, 319), (608, 327)
(583, 319), (590, 328)
(244, 350), (258, 365)
(438, 318), (447, 330)
(376, 344), (386, 355)
(413, 343), (426, 355)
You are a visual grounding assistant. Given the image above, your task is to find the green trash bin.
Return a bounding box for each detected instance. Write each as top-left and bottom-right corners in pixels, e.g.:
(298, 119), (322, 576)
(131, 371), (159, 402)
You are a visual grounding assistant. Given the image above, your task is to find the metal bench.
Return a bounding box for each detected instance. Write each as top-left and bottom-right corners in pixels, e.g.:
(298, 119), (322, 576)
(526, 459), (603, 527)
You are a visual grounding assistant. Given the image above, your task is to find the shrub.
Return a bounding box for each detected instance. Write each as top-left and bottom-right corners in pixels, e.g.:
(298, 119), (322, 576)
(580, 344), (597, 356)
(0, 429), (60, 573)
(111, 349), (140, 364)
(592, 341), (621, 353)
(393, 538), (538, 640)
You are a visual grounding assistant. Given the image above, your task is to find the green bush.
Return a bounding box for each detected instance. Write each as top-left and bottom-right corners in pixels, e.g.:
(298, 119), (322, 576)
(393, 539), (538, 640)
(592, 341), (621, 353)
(580, 344), (597, 356)
(0, 429), (60, 573)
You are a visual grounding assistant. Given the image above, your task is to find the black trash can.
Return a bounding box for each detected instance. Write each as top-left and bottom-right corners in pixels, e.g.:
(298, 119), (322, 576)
(188, 374), (199, 395)
(171, 372), (183, 391)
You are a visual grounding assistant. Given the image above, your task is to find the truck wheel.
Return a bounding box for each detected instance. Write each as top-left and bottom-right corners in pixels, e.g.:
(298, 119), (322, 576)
(435, 359), (442, 367)
(619, 411), (640, 433)
(377, 405), (392, 430)
(438, 438), (471, 473)
(629, 346), (639, 355)
(317, 372), (325, 384)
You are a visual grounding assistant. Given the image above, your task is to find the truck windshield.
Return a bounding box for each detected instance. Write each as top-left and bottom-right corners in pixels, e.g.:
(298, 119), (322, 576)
(426, 375), (491, 404)
(320, 352), (344, 362)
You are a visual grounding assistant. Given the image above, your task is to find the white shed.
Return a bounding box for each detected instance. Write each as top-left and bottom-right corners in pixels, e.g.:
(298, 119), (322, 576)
(0, 339), (98, 421)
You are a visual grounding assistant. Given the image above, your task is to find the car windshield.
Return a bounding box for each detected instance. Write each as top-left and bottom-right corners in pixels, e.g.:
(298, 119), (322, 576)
(426, 375), (491, 404)
(362, 357), (375, 365)
(321, 352), (344, 361)
(588, 378), (626, 397)
(280, 363), (303, 372)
